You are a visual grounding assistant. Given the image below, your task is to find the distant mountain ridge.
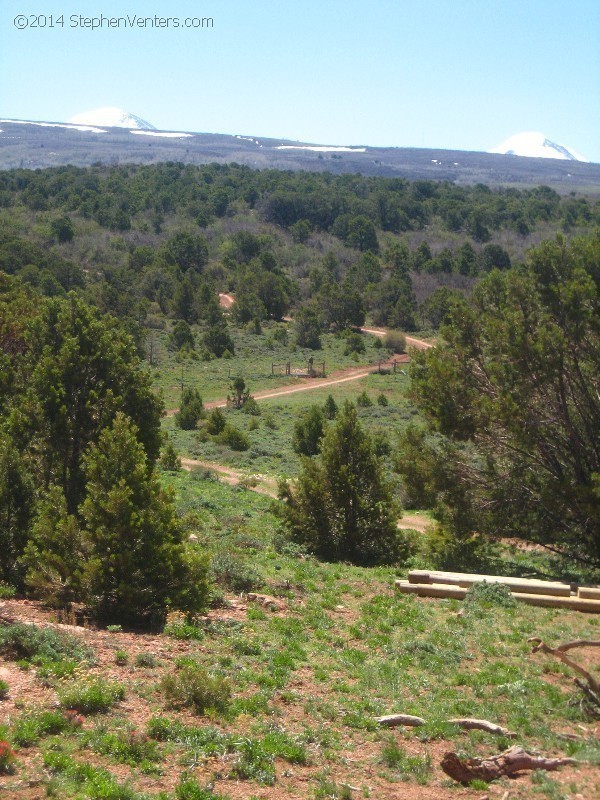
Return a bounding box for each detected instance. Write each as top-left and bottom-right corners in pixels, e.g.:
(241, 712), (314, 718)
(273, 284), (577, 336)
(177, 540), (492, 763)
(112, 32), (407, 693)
(1, 112), (598, 190)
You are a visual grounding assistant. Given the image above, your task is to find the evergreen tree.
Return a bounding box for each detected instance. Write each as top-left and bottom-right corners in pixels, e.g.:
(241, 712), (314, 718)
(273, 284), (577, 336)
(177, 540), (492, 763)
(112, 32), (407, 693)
(18, 293), (162, 514)
(172, 276), (197, 324)
(21, 485), (86, 606)
(81, 413), (209, 624)
(281, 402), (401, 565)
(322, 395), (338, 420)
(409, 234), (600, 565)
(293, 405), (325, 456)
(169, 320), (195, 351)
(175, 388), (204, 430)
(294, 305), (322, 350)
(0, 433), (34, 585)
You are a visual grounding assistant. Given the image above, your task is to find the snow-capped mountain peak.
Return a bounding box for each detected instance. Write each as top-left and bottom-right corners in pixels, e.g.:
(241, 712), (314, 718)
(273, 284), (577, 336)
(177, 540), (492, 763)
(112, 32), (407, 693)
(490, 131), (587, 162)
(67, 107), (156, 130)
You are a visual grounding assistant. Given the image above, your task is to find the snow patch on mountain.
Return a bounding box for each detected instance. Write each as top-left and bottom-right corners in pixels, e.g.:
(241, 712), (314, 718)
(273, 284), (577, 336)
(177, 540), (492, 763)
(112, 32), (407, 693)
(0, 119), (107, 133)
(277, 145), (367, 153)
(490, 132), (587, 162)
(68, 107), (156, 130)
(129, 130), (192, 139)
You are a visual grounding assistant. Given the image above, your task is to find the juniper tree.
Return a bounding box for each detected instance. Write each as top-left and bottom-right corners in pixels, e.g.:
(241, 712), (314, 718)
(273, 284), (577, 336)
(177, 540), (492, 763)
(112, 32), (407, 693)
(81, 413), (208, 624)
(281, 402), (401, 565)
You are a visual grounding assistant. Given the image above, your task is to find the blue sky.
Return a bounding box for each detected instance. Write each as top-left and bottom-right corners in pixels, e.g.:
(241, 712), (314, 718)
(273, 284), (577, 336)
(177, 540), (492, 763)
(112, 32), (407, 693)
(2, 0), (599, 161)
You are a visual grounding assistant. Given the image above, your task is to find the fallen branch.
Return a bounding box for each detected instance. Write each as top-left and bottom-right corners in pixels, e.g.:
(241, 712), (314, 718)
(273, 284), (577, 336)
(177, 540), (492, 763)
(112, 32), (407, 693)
(553, 639), (600, 653)
(376, 714), (425, 728)
(448, 718), (516, 737)
(529, 637), (600, 694)
(376, 714), (514, 735)
(441, 746), (576, 784)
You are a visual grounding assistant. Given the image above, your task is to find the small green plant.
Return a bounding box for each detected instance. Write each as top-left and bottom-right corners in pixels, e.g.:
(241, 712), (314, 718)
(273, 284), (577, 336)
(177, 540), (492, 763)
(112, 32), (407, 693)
(58, 677), (125, 714)
(135, 652), (158, 668)
(380, 738), (431, 783)
(106, 624), (123, 633)
(160, 663), (231, 715)
(377, 393), (389, 406)
(175, 776), (229, 800)
(114, 650), (129, 666)
(12, 710), (71, 747)
(464, 581), (517, 610)
(323, 395), (338, 419)
(0, 584), (16, 599)
(242, 396), (261, 416)
(88, 727), (161, 767)
(0, 680), (8, 700)
(164, 618), (205, 641)
(43, 750), (140, 798)
(356, 390), (373, 407)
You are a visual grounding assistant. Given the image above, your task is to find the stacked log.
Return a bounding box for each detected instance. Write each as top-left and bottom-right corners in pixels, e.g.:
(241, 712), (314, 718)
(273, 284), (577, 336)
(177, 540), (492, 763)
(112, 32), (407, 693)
(395, 571), (600, 613)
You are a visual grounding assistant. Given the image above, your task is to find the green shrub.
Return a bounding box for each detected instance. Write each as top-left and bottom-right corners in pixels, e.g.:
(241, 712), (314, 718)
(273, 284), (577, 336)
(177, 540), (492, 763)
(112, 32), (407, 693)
(0, 623), (92, 665)
(58, 677), (125, 714)
(0, 680), (8, 700)
(210, 551), (262, 592)
(218, 424), (250, 452)
(88, 728), (160, 766)
(43, 750), (139, 798)
(383, 330), (407, 353)
(205, 407), (226, 436)
(0, 584), (16, 599)
(135, 653), (158, 668)
(380, 739), (431, 783)
(160, 441), (181, 471)
(356, 390), (373, 407)
(114, 650), (129, 666)
(242, 397), (261, 416)
(465, 581), (517, 610)
(343, 330), (365, 355)
(12, 710), (70, 747)
(377, 393), (389, 406)
(160, 663), (231, 715)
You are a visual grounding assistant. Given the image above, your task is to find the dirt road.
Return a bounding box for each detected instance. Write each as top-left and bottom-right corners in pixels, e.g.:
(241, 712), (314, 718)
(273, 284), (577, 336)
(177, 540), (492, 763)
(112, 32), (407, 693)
(166, 356), (409, 415)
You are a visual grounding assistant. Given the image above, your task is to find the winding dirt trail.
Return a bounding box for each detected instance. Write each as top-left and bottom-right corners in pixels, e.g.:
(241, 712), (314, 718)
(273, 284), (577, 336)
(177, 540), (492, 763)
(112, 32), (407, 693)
(180, 457), (432, 531)
(180, 457), (278, 497)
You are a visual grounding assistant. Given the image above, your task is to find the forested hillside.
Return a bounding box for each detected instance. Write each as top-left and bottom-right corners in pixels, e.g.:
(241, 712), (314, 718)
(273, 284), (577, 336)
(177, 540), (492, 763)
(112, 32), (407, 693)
(1, 163), (598, 340)
(0, 164), (599, 800)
